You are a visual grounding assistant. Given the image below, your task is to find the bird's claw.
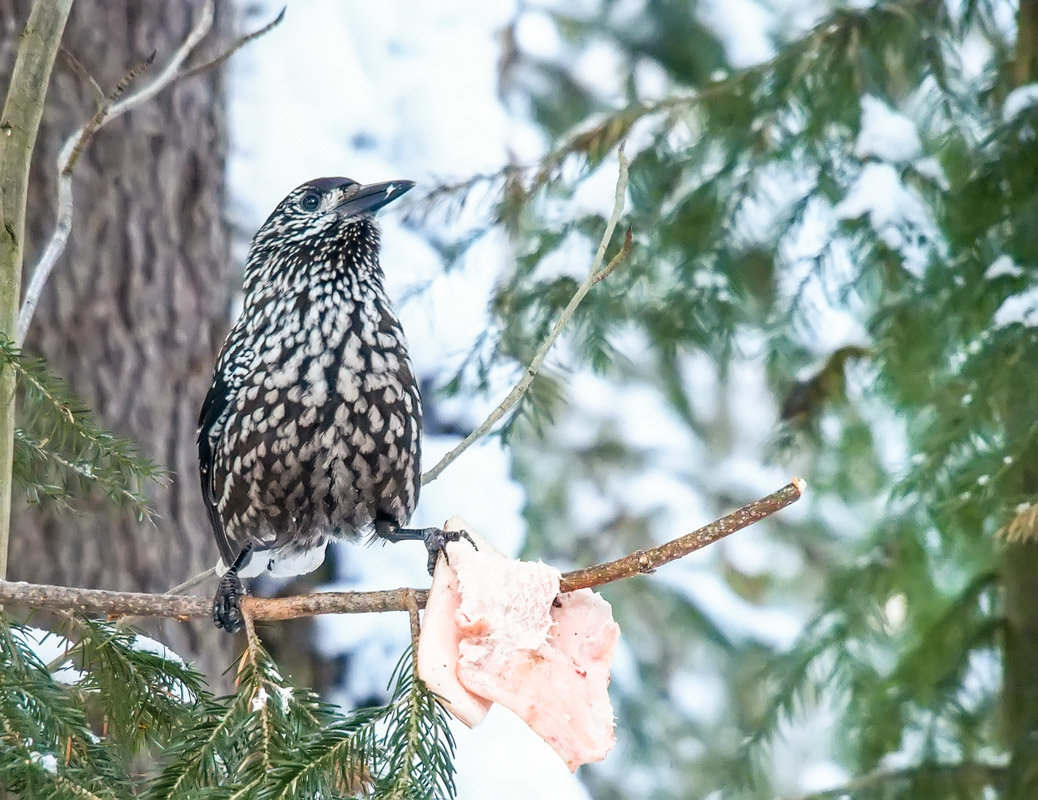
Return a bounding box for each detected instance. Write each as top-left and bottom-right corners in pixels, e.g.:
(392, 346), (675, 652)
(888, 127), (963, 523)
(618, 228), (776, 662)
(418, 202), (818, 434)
(213, 571), (245, 633)
(424, 527), (477, 575)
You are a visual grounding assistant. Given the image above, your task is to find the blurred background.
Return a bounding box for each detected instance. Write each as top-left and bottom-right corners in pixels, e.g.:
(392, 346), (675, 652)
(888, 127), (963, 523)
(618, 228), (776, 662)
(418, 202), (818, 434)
(4, 0), (1038, 797)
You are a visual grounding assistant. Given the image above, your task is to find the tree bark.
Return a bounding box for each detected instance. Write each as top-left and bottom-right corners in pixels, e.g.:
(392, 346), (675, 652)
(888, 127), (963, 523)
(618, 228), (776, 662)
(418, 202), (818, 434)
(0, 0), (237, 682)
(1002, 5), (1038, 796)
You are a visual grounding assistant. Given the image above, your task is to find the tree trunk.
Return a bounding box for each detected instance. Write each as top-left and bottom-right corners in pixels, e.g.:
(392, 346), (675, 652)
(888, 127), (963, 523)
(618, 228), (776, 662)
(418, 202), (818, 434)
(0, 0), (237, 683)
(1002, 4), (1038, 796)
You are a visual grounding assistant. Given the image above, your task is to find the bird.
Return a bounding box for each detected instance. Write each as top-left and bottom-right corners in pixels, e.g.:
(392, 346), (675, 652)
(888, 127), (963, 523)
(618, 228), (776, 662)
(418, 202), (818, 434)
(198, 176), (467, 633)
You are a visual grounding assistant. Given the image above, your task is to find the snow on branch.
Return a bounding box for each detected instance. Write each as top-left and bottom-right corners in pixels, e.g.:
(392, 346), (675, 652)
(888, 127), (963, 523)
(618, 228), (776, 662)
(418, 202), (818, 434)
(0, 479), (804, 623)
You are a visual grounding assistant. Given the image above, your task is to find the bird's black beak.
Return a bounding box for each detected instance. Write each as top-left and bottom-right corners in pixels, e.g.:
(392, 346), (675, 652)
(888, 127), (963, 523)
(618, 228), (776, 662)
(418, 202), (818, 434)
(335, 180), (415, 218)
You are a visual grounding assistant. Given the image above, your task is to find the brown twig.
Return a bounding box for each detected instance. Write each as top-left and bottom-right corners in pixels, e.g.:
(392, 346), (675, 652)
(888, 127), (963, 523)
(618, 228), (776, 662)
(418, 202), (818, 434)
(0, 479), (805, 622)
(62, 51), (157, 176)
(176, 6), (287, 84)
(560, 477), (804, 592)
(57, 46), (105, 107)
(404, 589), (421, 672)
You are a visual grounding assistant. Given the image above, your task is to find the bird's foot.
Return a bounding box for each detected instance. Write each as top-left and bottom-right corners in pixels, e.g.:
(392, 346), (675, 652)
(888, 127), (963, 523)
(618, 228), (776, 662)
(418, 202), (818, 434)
(213, 571), (245, 633)
(421, 526), (477, 575)
(378, 522), (477, 574)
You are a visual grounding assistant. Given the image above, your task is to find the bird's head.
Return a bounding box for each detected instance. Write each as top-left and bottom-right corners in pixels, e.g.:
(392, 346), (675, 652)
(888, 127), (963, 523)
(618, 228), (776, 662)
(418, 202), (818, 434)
(246, 177), (414, 285)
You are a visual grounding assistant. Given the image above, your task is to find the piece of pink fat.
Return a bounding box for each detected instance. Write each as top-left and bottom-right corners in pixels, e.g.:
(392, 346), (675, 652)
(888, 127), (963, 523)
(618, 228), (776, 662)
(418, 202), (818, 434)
(417, 523), (619, 772)
(416, 544), (493, 727)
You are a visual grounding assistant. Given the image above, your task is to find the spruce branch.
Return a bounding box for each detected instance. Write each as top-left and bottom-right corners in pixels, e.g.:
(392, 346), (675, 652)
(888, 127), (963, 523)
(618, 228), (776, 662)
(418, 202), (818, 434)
(791, 761), (1006, 799)
(1, 617), (195, 798)
(405, 3), (889, 222)
(422, 145), (633, 485)
(0, 478), (805, 621)
(0, 340), (165, 515)
(375, 649), (457, 800)
(17, 1), (287, 345)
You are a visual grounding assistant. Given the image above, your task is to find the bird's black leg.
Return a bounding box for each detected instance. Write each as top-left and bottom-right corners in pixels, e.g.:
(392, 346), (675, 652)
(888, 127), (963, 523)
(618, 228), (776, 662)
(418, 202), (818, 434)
(375, 518), (476, 575)
(213, 545), (252, 633)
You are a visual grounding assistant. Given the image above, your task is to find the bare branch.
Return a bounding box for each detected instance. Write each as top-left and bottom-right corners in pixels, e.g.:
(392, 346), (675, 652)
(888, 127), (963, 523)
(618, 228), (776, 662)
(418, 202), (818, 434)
(62, 51), (157, 176)
(102, 0), (214, 119)
(177, 6), (287, 84)
(57, 46), (105, 107)
(421, 144), (632, 486)
(0, 479), (804, 623)
(559, 478), (804, 592)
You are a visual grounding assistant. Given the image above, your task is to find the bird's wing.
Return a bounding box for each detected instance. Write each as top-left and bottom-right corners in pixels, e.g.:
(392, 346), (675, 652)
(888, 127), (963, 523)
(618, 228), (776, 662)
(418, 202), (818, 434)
(198, 360), (239, 568)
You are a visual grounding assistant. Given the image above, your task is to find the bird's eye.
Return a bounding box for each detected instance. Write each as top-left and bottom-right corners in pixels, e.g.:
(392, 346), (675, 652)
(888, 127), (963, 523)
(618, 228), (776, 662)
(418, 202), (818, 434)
(299, 192), (321, 212)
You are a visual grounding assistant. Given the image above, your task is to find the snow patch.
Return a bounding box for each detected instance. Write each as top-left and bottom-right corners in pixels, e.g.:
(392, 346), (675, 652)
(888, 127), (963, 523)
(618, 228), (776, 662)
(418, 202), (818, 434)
(834, 162), (936, 277)
(12, 625), (83, 685)
(1003, 83), (1038, 122)
(699, 0), (775, 68)
(250, 687), (270, 712)
(994, 285), (1038, 327)
(855, 95), (922, 163)
(911, 156), (949, 190)
(30, 752), (58, 774)
(131, 634), (185, 665)
(985, 254), (1023, 279)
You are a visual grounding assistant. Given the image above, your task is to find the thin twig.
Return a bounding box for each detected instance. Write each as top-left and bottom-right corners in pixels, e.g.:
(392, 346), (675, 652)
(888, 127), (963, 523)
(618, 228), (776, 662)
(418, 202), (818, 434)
(0, 479), (804, 622)
(114, 565), (218, 630)
(421, 145), (632, 486)
(405, 589), (421, 673)
(242, 604), (262, 663)
(57, 46), (105, 107)
(560, 478), (804, 592)
(61, 51), (157, 176)
(176, 6), (286, 84)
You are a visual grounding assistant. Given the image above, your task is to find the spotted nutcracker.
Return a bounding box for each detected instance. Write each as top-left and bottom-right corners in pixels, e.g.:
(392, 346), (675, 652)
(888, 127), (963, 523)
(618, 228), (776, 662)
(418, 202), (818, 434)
(198, 177), (465, 633)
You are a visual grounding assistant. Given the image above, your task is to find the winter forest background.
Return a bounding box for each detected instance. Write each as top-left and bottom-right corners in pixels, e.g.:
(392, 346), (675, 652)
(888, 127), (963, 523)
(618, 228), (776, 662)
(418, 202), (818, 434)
(2, 0), (1038, 798)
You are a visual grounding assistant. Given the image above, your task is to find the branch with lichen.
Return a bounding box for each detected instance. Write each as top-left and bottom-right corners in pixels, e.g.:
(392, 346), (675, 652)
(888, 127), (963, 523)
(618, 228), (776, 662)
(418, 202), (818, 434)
(16, 2), (286, 344)
(0, 0), (75, 581)
(0, 478), (804, 623)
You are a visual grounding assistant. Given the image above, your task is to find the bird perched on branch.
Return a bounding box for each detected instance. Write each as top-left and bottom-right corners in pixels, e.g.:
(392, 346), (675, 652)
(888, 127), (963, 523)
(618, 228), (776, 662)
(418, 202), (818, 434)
(198, 177), (466, 633)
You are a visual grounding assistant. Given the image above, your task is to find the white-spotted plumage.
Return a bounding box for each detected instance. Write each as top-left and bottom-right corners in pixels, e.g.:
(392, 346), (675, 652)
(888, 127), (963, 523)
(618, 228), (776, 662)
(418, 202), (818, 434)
(198, 177), (422, 586)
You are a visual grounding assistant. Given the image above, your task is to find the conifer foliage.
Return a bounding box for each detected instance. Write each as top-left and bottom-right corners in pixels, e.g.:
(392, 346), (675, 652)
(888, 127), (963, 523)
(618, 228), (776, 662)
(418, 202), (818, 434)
(5, 0), (1038, 798)
(429, 1), (1037, 797)
(0, 617), (456, 799)
(0, 340), (162, 514)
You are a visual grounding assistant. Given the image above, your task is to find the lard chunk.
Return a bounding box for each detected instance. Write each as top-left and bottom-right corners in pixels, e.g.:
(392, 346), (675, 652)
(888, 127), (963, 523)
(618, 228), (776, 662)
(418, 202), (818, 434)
(417, 518), (619, 771)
